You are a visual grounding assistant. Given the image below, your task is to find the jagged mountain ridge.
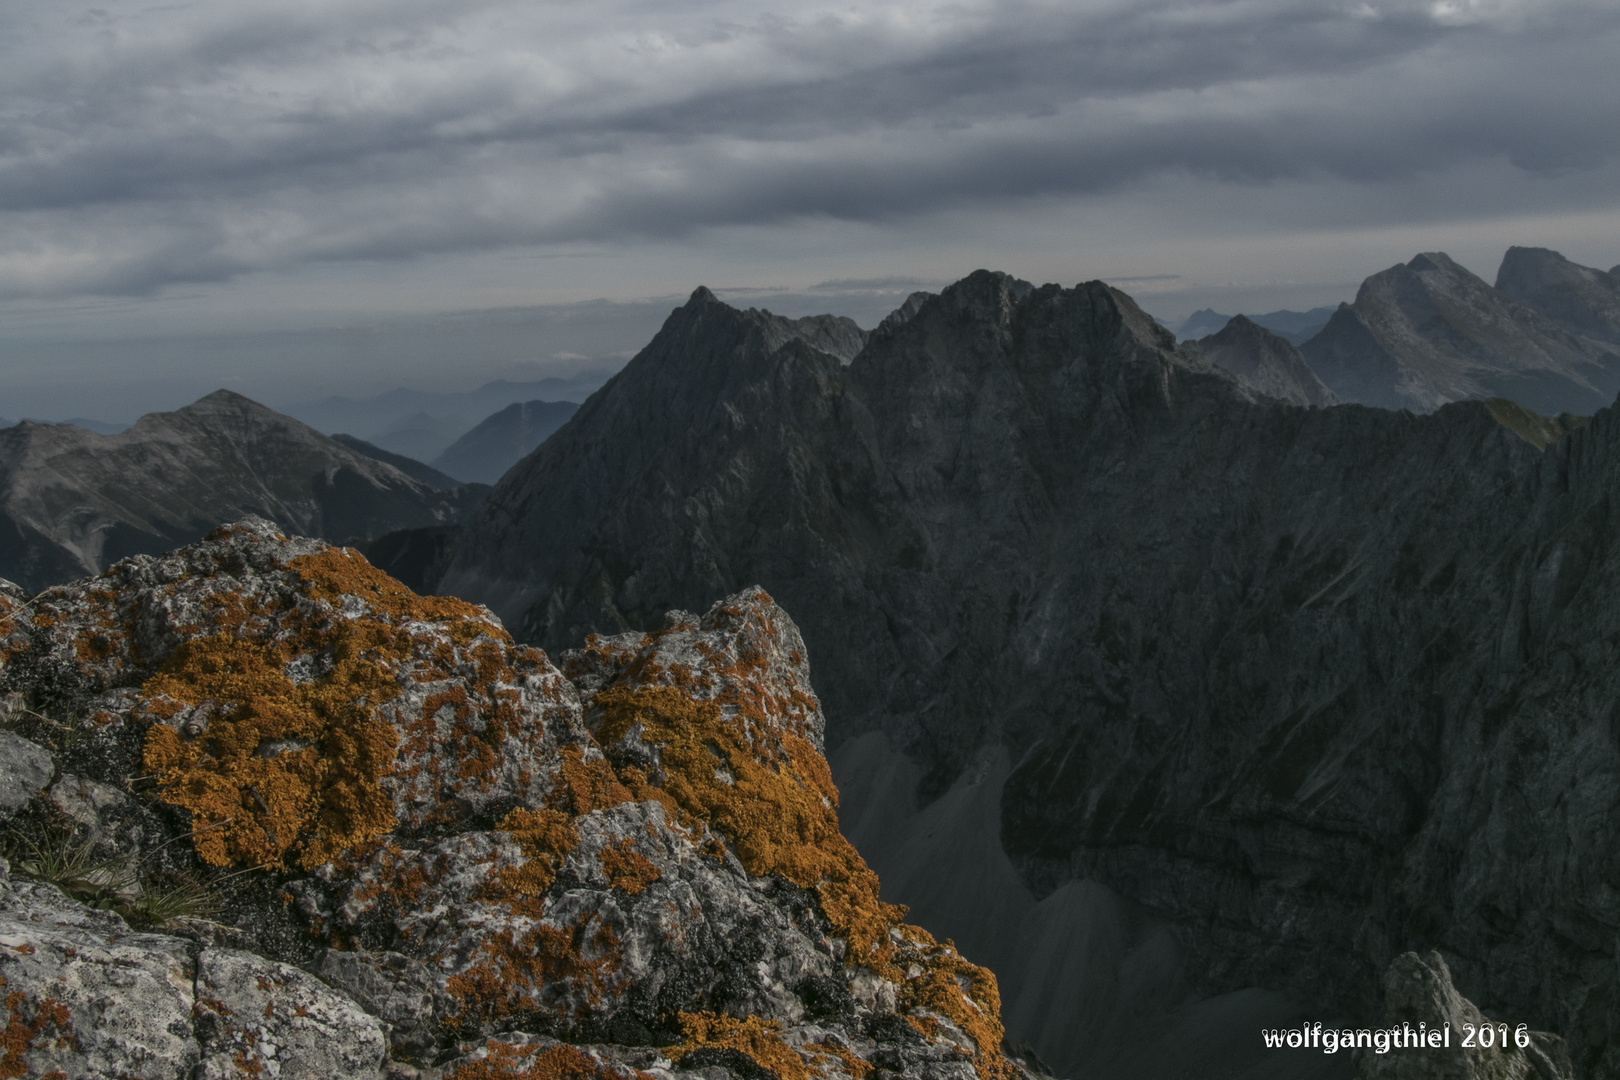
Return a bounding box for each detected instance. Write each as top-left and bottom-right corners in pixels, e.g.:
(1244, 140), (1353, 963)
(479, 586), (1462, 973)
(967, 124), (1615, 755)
(1300, 251), (1620, 415)
(0, 390), (481, 592)
(427, 271), (1620, 1077)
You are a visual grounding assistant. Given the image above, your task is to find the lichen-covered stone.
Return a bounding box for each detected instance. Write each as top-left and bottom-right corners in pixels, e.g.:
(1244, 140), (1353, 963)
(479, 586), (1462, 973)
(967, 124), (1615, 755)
(0, 519), (1032, 1079)
(0, 858), (200, 1079)
(194, 947), (388, 1079)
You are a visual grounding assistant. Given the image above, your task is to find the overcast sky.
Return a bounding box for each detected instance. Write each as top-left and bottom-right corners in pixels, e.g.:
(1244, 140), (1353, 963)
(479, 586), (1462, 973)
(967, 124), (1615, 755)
(2, 0), (1618, 419)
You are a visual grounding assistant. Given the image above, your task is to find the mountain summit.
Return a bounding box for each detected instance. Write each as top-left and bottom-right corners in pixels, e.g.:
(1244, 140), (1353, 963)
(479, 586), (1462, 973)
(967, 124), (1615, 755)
(0, 390), (480, 591)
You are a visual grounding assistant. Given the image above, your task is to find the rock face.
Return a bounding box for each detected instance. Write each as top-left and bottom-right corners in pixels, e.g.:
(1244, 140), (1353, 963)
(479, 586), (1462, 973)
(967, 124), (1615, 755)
(1357, 952), (1572, 1080)
(427, 271), (1620, 1077)
(431, 399), (581, 485)
(1299, 252), (1620, 414)
(1187, 314), (1338, 406)
(1494, 247), (1620, 348)
(0, 519), (1032, 1079)
(0, 390), (482, 593)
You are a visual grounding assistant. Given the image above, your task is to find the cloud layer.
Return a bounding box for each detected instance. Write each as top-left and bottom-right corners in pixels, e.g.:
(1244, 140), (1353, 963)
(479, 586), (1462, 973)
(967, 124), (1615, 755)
(1, 0), (1617, 298)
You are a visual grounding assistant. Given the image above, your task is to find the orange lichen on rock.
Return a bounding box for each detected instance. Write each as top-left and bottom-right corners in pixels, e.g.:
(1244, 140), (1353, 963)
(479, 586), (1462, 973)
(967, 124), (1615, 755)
(1, 988), (75, 1079)
(548, 745), (633, 816)
(597, 838), (660, 895)
(892, 927), (1017, 1080)
(445, 917), (624, 1029)
(137, 542), (531, 871)
(806, 1042), (873, 1079)
(445, 1039), (646, 1080)
(592, 685), (900, 967)
(140, 626), (402, 870)
(289, 548), (497, 642)
(668, 1011), (808, 1080)
(488, 807), (580, 899)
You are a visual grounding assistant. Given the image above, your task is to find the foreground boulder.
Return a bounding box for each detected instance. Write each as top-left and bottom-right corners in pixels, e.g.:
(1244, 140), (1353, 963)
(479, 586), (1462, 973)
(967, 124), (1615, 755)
(0, 518), (1033, 1079)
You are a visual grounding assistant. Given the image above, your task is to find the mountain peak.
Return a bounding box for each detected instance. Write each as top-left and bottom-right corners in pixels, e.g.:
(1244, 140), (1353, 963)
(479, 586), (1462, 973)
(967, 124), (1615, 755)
(1188, 312), (1337, 407)
(1496, 246), (1620, 346)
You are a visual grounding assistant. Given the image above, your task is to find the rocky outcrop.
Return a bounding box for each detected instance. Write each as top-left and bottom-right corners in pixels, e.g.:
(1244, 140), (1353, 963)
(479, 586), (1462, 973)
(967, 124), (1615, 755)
(1357, 952), (1572, 1080)
(426, 271), (1620, 1077)
(0, 390), (483, 593)
(1299, 252), (1620, 414)
(1494, 247), (1620, 348)
(1187, 314), (1338, 406)
(0, 519), (1031, 1079)
(431, 399), (580, 484)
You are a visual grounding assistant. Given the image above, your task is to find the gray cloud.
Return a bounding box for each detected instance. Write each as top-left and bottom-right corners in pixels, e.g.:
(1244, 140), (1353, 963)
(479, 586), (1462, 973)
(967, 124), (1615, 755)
(0, 0), (1616, 297)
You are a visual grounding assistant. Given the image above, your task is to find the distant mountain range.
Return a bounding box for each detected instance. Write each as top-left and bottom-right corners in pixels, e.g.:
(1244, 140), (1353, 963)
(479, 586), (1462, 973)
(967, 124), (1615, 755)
(1302, 249), (1620, 415)
(1176, 306), (1336, 344)
(0, 390), (483, 592)
(1183, 314), (1337, 407)
(429, 400), (580, 485)
(279, 371), (610, 460)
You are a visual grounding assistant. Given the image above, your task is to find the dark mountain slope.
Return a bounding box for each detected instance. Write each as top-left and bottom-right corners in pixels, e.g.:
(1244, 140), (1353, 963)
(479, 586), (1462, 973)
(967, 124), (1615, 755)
(0, 390), (479, 592)
(433, 272), (1620, 1076)
(330, 432), (464, 489)
(1186, 314), (1337, 406)
(430, 399), (579, 484)
(1300, 251), (1620, 414)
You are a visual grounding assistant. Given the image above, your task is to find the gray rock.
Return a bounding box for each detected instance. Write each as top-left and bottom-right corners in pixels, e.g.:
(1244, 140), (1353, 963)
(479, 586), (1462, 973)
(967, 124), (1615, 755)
(317, 949), (441, 1060)
(1495, 247), (1620, 347)
(195, 947), (387, 1080)
(1357, 951), (1572, 1080)
(0, 730), (52, 819)
(0, 860), (201, 1080)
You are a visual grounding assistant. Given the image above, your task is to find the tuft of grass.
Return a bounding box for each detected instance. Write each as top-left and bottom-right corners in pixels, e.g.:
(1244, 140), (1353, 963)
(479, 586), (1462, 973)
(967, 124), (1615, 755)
(10, 829), (137, 908)
(121, 870), (223, 928)
(6, 826), (232, 929)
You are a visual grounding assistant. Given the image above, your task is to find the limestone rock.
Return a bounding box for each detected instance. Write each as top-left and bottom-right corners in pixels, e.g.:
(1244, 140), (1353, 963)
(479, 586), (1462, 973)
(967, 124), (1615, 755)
(0, 730), (52, 820)
(1494, 247), (1620, 347)
(194, 947), (388, 1080)
(0, 858), (201, 1079)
